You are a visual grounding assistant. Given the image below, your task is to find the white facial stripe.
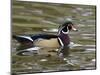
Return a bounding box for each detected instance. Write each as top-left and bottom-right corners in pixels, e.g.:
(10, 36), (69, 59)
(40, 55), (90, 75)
(58, 37), (64, 47)
(20, 36), (33, 42)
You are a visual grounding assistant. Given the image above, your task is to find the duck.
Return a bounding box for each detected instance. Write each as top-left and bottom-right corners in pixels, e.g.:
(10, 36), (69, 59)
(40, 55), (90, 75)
(13, 21), (78, 50)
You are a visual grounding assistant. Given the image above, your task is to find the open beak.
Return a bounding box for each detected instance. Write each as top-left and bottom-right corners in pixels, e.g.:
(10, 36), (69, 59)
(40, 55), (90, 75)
(72, 26), (78, 31)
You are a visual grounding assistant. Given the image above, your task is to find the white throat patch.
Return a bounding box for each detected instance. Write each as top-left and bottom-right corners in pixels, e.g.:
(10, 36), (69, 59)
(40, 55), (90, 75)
(62, 26), (69, 34)
(62, 30), (69, 34)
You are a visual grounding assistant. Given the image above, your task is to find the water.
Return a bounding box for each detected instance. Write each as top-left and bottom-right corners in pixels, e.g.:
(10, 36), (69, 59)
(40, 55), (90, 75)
(12, 0), (96, 74)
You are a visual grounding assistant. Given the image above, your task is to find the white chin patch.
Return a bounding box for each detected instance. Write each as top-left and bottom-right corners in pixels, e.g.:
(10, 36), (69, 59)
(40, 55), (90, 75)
(62, 30), (69, 34)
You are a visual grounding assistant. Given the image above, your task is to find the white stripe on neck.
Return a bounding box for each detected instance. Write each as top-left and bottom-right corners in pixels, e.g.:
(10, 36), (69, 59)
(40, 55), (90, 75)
(62, 26), (69, 34)
(58, 26), (69, 34)
(62, 30), (69, 34)
(58, 26), (64, 35)
(58, 37), (64, 47)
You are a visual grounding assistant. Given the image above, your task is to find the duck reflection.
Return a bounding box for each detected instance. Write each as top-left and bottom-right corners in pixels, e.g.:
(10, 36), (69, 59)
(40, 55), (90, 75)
(58, 46), (70, 58)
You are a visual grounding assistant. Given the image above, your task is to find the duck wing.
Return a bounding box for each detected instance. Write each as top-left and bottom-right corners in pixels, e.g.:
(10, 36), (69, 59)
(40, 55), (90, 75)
(13, 34), (58, 43)
(30, 34), (58, 40)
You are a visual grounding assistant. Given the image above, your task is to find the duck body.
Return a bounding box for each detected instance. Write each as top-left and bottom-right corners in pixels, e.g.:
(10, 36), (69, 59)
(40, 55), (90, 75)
(34, 34), (70, 48)
(13, 34), (60, 48)
(13, 21), (77, 49)
(13, 33), (70, 48)
(34, 37), (60, 48)
(31, 34), (59, 48)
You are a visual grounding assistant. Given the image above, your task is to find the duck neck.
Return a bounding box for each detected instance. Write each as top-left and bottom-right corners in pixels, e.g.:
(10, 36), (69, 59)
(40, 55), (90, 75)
(58, 31), (70, 47)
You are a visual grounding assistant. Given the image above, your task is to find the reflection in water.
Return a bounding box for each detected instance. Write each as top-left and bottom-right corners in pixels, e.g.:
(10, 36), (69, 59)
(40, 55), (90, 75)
(15, 46), (41, 55)
(58, 46), (70, 58)
(15, 44), (70, 57)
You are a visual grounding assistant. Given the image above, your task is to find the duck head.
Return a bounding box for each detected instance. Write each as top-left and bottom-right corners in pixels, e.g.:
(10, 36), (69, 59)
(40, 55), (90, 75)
(58, 21), (78, 35)
(58, 21), (78, 47)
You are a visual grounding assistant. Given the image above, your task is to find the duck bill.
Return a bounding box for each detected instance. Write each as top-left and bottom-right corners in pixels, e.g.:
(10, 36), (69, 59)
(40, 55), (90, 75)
(72, 26), (78, 31)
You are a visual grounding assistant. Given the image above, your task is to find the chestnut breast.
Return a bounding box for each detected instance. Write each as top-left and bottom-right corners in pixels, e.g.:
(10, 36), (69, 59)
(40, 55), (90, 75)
(58, 33), (70, 46)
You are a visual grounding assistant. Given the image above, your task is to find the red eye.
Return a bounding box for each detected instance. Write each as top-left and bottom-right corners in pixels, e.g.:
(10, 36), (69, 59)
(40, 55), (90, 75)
(68, 25), (72, 30)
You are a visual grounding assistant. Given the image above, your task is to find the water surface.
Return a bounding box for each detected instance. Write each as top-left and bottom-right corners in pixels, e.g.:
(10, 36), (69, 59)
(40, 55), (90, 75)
(12, 0), (96, 74)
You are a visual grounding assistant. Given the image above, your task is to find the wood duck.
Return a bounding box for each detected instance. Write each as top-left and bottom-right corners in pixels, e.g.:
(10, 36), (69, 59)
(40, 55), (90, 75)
(13, 21), (78, 49)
